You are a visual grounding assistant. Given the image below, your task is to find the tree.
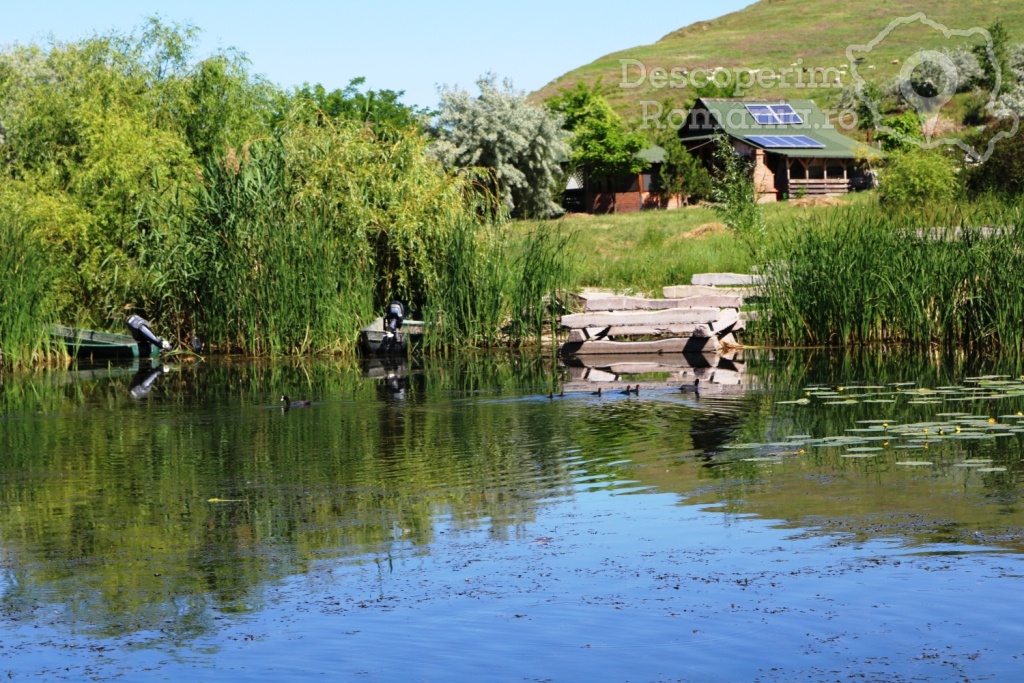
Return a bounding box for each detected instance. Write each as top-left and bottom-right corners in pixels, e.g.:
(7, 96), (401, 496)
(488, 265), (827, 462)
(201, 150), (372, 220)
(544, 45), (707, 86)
(711, 136), (765, 258)
(546, 81), (648, 180)
(965, 117), (1024, 197)
(654, 130), (712, 203)
(875, 110), (924, 153)
(292, 77), (429, 133)
(430, 74), (569, 219)
(974, 19), (1012, 97)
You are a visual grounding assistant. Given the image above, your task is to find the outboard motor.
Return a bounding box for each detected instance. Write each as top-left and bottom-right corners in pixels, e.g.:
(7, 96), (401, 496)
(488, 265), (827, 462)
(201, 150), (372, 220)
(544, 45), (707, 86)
(126, 315), (173, 355)
(383, 301), (404, 338)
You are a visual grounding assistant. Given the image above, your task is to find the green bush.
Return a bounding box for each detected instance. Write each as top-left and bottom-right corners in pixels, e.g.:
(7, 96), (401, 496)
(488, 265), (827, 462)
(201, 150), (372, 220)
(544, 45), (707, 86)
(878, 148), (960, 206)
(965, 118), (1024, 198)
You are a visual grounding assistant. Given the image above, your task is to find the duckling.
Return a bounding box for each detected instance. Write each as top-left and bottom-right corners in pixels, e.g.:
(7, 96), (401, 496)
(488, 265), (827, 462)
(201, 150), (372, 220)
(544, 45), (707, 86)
(680, 378), (700, 394)
(280, 395), (311, 409)
(630, 384), (640, 395)
(619, 384), (633, 396)
(591, 387), (602, 397)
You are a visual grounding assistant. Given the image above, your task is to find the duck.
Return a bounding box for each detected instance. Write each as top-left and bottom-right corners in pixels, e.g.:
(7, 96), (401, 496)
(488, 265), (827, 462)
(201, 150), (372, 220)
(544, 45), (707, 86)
(591, 387), (602, 397)
(619, 384), (633, 395)
(630, 384), (640, 395)
(680, 378), (700, 395)
(280, 395), (311, 409)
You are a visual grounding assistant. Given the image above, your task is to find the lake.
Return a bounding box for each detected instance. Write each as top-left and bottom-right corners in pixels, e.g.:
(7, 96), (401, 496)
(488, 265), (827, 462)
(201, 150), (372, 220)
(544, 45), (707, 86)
(1, 349), (1023, 682)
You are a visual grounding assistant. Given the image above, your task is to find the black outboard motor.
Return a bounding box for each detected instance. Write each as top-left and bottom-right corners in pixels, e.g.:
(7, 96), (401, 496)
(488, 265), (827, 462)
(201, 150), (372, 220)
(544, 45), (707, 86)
(126, 315), (173, 355)
(383, 301), (404, 338)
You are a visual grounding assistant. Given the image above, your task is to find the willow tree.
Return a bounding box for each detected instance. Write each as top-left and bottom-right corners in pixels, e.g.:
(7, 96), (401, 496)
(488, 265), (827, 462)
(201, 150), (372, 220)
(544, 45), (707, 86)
(430, 74), (569, 219)
(0, 18), (278, 328)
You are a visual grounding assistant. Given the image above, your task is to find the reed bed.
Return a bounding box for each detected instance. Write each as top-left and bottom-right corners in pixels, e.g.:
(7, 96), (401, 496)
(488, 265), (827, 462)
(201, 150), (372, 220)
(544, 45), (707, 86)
(424, 222), (578, 349)
(0, 215), (61, 369)
(759, 202), (1024, 351)
(139, 117), (577, 356)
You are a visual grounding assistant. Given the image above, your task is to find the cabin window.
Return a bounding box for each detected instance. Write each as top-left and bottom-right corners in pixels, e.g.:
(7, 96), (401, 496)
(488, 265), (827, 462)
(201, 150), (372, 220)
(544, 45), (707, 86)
(789, 161), (807, 180)
(826, 163), (845, 179)
(808, 164), (825, 180)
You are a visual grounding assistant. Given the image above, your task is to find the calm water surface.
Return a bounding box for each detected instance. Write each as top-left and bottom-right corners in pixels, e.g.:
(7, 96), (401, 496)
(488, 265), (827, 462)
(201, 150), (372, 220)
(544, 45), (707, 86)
(1, 350), (1024, 682)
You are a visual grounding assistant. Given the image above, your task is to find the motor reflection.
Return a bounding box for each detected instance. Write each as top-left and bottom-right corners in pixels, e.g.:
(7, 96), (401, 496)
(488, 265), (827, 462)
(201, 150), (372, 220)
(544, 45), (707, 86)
(129, 360), (169, 400)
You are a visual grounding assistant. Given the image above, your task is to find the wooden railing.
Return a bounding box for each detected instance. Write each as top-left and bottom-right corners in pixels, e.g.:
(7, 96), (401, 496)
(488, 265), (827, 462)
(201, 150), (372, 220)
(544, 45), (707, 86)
(787, 178), (851, 196)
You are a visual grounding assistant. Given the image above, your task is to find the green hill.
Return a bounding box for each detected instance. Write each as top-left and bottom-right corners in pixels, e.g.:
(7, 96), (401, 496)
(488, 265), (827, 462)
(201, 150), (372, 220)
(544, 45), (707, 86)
(532, 0), (1024, 122)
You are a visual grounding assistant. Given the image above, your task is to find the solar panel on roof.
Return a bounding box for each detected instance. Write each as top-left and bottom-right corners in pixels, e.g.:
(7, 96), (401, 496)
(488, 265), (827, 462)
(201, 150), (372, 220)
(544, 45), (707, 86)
(772, 105), (803, 124)
(743, 103), (804, 125)
(790, 135), (824, 148)
(747, 135), (825, 149)
(745, 104), (778, 125)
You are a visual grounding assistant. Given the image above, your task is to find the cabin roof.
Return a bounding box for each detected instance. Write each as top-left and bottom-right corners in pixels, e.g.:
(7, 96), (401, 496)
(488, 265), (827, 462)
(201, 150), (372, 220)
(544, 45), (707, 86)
(680, 98), (878, 159)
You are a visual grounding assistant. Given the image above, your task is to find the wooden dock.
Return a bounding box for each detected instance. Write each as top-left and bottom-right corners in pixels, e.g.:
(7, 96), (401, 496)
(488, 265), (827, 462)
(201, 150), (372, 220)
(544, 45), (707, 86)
(559, 273), (759, 357)
(561, 349), (748, 396)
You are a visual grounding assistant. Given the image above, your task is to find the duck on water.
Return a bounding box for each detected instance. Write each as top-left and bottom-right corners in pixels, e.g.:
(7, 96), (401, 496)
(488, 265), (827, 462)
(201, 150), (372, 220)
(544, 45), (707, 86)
(280, 395), (311, 409)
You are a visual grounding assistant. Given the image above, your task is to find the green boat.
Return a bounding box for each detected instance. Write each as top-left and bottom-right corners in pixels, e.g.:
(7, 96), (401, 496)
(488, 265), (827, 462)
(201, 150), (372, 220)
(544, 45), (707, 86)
(50, 324), (161, 360)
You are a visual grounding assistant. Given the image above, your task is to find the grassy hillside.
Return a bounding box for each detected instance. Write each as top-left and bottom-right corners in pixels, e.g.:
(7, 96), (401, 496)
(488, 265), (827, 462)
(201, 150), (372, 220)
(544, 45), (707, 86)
(532, 0), (1024, 122)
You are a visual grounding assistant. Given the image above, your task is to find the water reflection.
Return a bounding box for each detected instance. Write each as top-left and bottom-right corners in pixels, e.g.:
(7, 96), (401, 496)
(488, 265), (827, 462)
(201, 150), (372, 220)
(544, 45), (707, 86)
(2, 347), (1024, 649)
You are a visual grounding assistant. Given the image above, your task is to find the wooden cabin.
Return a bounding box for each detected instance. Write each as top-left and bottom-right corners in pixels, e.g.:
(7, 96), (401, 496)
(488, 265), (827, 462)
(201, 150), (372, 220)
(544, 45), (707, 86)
(563, 146), (686, 214)
(678, 98), (879, 203)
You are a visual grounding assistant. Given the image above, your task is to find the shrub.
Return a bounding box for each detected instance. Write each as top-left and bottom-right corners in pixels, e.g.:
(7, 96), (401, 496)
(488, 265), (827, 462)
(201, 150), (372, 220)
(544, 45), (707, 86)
(878, 148), (959, 206)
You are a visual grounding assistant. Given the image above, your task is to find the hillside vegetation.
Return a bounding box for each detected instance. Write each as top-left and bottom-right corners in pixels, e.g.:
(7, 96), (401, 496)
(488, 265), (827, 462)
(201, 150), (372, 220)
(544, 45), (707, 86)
(533, 0), (1024, 120)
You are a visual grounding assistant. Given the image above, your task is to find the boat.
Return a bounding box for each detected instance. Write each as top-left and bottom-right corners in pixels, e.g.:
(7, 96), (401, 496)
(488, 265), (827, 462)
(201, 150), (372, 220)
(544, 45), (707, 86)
(360, 317), (425, 355)
(49, 324), (162, 360)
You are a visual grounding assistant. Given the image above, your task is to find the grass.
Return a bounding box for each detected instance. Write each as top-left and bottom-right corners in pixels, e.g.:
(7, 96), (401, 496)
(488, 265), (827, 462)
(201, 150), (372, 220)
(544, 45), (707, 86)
(519, 191), (876, 297)
(533, 0), (1024, 119)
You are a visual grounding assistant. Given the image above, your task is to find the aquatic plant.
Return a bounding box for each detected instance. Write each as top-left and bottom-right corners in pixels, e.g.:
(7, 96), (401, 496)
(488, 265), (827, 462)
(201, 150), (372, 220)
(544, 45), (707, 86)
(758, 201), (1024, 351)
(0, 213), (61, 369)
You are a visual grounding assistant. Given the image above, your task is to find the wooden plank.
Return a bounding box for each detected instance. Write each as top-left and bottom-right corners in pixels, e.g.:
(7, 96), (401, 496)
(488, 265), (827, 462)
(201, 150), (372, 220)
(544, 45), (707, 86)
(561, 308), (726, 329)
(561, 352), (724, 370)
(583, 294), (742, 311)
(691, 273), (764, 286)
(601, 324), (713, 339)
(710, 308), (740, 333)
(662, 285), (759, 299)
(710, 368), (744, 385)
(560, 379), (748, 396)
(605, 362), (683, 374)
(585, 369), (618, 382)
(562, 336), (721, 355)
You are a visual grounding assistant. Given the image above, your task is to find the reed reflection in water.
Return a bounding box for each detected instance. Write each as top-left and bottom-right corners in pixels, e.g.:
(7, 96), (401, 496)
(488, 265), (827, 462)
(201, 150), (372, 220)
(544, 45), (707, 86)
(0, 350), (1023, 681)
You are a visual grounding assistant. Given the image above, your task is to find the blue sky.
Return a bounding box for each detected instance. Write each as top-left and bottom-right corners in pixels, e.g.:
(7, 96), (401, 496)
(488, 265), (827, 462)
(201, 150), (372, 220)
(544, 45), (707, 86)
(0, 0), (753, 108)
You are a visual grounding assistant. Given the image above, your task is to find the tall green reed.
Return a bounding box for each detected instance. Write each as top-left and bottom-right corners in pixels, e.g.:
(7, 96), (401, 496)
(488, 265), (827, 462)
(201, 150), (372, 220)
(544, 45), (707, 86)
(0, 214), (61, 369)
(423, 222), (578, 350)
(143, 112), (568, 355)
(758, 200), (1024, 351)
